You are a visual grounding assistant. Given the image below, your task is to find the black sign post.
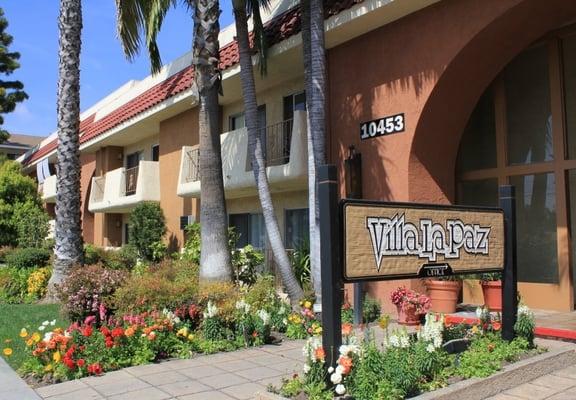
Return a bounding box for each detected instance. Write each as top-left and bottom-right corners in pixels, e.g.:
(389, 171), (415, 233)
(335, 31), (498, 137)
(318, 165), (343, 370)
(499, 185), (518, 341)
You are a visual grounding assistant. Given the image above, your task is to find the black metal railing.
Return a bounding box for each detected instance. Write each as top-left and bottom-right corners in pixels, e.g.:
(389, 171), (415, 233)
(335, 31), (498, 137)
(124, 166), (138, 196)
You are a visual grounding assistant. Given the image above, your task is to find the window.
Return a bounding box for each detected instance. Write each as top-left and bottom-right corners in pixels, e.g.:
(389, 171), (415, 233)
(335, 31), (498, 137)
(124, 223), (130, 245)
(285, 208), (309, 249)
(229, 213), (266, 249)
(283, 92), (306, 121)
(151, 144), (159, 162)
(125, 151), (142, 169)
(229, 113), (245, 131)
(457, 38), (565, 285)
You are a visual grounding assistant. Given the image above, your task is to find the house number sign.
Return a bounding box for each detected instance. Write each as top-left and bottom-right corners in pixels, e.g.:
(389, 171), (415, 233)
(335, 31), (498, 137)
(360, 113), (405, 140)
(341, 200), (505, 281)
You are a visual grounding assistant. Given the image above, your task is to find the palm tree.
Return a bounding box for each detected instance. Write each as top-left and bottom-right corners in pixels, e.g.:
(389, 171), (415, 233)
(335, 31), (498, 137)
(116, 0), (232, 281)
(232, 0), (304, 304)
(47, 0), (84, 298)
(301, 0), (325, 306)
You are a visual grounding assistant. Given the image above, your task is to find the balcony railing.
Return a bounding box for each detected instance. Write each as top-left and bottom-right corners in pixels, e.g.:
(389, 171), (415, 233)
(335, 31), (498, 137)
(184, 148), (200, 183)
(92, 176), (105, 203)
(177, 110), (308, 199)
(124, 166), (139, 196)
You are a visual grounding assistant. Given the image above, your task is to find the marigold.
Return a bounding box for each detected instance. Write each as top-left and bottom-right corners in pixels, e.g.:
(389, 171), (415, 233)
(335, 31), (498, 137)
(26, 338), (34, 347)
(31, 332), (41, 343)
(341, 323), (353, 336)
(53, 351), (61, 363)
(19, 328), (28, 338)
(314, 347), (326, 361)
(3, 348), (12, 356)
(125, 327), (135, 337)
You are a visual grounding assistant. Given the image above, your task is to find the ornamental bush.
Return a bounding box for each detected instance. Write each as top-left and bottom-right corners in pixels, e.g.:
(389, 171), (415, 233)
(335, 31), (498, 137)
(12, 201), (50, 248)
(128, 202), (166, 261)
(101, 244), (139, 270)
(5, 247), (51, 269)
(56, 265), (128, 323)
(0, 266), (31, 303)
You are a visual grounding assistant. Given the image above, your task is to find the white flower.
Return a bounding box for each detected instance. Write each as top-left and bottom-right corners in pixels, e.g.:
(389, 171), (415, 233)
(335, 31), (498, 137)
(389, 334), (400, 347)
(419, 313), (444, 349)
(42, 320), (49, 326)
(38, 325), (45, 331)
(282, 318), (288, 325)
(203, 301), (219, 318)
(330, 372), (342, 384)
(328, 366), (334, 373)
(335, 365), (345, 375)
(399, 336), (410, 348)
(426, 343), (435, 353)
(258, 309), (270, 326)
(335, 384), (346, 395)
(303, 363), (311, 374)
(50, 319), (56, 326)
(43, 332), (53, 343)
(235, 299), (251, 314)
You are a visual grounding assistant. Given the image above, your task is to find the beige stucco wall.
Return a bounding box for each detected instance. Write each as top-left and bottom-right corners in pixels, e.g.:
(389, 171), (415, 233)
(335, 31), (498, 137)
(221, 77), (304, 132)
(226, 189), (308, 244)
(123, 135), (160, 163)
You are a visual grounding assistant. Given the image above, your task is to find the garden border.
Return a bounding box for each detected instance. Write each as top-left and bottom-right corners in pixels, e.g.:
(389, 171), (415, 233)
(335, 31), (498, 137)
(254, 339), (576, 400)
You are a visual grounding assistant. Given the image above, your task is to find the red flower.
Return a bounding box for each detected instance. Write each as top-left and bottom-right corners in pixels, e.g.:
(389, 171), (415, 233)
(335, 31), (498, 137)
(87, 363), (103, 375)
(100, 326), (111, 336)
(105, 337), (114, 348)
(77, 359), (85, 368)
(63, 357), (75, 370)
(111, 327), (124, 338)
(492, 321), (502, 331)
(81, 325), (93, 337)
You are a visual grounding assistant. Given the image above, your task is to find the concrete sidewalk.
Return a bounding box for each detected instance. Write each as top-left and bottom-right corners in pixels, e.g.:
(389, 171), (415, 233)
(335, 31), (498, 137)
(0, 355), (41, 400)
(33, 339), (306, 400)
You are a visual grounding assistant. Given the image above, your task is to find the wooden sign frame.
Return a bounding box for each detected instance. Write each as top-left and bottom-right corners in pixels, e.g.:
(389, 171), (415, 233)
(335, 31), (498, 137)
(340, 199), (505, 282)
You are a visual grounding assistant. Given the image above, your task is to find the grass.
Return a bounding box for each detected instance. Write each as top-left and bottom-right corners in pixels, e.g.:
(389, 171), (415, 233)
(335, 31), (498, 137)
(0, 303), (68, 371)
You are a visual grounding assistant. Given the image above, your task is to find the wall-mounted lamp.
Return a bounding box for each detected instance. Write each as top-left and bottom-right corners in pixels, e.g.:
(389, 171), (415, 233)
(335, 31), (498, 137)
(344, 145), (362, 199)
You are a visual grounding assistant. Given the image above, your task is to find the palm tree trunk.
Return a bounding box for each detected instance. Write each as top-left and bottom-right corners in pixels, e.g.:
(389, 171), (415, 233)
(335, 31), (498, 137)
(194, 0), (232, 281)
(47, 0), (84, 299)
(233, 3), (304, 305)
(302, 0), (325, 307)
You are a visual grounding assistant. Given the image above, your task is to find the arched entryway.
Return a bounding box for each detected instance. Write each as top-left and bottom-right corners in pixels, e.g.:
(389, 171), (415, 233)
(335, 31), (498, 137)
(409, 1), (576, 310)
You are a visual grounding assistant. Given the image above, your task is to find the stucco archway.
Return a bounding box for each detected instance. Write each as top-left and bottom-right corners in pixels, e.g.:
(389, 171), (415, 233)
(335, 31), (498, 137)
(408, 0), (576, 204)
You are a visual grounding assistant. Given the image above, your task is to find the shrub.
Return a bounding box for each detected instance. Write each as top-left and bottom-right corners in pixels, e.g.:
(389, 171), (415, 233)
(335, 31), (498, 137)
(5, 247), (51, 269)
(231, 245), (264, 287)
(83, 244), (103, 265)
(26, 267), (51, 300)
(0, 246), (13, 263)
(112, 259), (199, 315)
(0, 266), (32, 303)
(12, 201), (50, 248)
(128, 202), (166, 261)
(181, 223), (201, 264)
(197, 281), (239, 324)
(363, 295), (381, 323)
(289, 240), (311, 289)
(101, 244), (139, 270)
(56, 265), (128, 323)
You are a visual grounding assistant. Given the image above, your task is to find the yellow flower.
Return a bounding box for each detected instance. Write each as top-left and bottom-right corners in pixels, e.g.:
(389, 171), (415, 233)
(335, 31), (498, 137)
(19, 328), (28, 338)
(471, 325), (479, 334)
(187, 334), (195, 341)
(53, 351), (61, 363)
(31, 332), (41, 343)
(3, 348), (12, 356)
(304, 301), (312, 309)
(177, 327), (189, 337)
(44, 364), (53, 372)
(26, 338), (34, 347)
(378, 315), (390, 330)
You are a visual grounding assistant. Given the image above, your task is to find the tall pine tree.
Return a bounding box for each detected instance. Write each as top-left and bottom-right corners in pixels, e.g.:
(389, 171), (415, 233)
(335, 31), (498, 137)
(0, 8), (28, 143)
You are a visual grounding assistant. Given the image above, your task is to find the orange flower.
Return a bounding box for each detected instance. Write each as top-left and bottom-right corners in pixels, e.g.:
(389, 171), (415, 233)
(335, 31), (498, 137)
(125, 327), (135, 337)
(492, 321), (502, 331)
(3, 348), (12, 356)
(341, 323), (353, 336)
(314, 347), (325, 361)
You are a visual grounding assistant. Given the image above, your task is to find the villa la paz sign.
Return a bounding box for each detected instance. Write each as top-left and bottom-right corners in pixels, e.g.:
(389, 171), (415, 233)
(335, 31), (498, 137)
(341, 200), (505, 281)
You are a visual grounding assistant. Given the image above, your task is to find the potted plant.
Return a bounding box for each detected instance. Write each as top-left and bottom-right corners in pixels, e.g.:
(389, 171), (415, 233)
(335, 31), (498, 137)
(390, 286), (431, 325)
(480, 272), (502, 312)
(425, 276), (462, 314)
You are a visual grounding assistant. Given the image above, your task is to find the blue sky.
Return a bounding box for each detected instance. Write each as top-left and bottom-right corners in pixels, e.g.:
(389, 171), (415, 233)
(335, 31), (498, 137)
(2, 1), (235, 137)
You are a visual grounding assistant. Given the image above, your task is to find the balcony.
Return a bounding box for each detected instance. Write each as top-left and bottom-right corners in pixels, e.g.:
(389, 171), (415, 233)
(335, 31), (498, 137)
(40, 174), (57, 203)
(177, 110), (308, 198)
(88, 161), (160, 213)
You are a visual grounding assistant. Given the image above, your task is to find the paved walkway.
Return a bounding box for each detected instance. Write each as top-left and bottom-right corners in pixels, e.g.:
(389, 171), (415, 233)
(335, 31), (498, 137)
(486, 364), (576, 400)
(0, 356), (41, 400)
(33, 340), (305, 400)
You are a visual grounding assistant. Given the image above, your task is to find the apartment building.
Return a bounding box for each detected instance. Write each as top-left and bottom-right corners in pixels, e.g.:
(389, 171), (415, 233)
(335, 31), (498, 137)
(0, 134), (44, 160)
(21, 0), (576, 312)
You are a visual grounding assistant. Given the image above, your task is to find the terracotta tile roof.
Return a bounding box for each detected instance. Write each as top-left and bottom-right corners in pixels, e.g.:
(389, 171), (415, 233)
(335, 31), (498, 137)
(25, 0), (364, 166)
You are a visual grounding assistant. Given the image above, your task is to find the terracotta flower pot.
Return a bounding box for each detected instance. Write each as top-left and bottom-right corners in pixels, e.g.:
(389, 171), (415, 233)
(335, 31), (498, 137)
(396, 305), (422, 326)
(426, 280), (462, 314)
(481, 280), (502, 312)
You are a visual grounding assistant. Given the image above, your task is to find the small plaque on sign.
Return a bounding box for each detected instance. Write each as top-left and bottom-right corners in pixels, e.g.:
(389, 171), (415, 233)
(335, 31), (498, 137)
(341, 200), (505, 282)
(360, 113), (405, 140)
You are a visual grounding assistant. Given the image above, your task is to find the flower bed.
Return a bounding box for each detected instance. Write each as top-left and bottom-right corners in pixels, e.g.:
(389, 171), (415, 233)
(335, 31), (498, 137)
(272, 306), (539, 400)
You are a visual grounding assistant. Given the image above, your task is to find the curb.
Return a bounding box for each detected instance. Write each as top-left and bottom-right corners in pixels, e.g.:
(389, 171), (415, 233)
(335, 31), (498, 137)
(255, 342), (576, 400)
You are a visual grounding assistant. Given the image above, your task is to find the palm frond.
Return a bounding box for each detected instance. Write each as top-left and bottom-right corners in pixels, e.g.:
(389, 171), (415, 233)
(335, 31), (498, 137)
(246, 0), (270, 76)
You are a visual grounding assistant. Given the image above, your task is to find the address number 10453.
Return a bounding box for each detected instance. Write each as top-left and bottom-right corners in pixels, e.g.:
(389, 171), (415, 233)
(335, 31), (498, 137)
(360, 113), (405, 140)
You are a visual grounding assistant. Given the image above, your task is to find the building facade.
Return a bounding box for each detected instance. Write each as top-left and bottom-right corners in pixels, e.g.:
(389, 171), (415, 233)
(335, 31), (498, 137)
(21, 0), (576, 311)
